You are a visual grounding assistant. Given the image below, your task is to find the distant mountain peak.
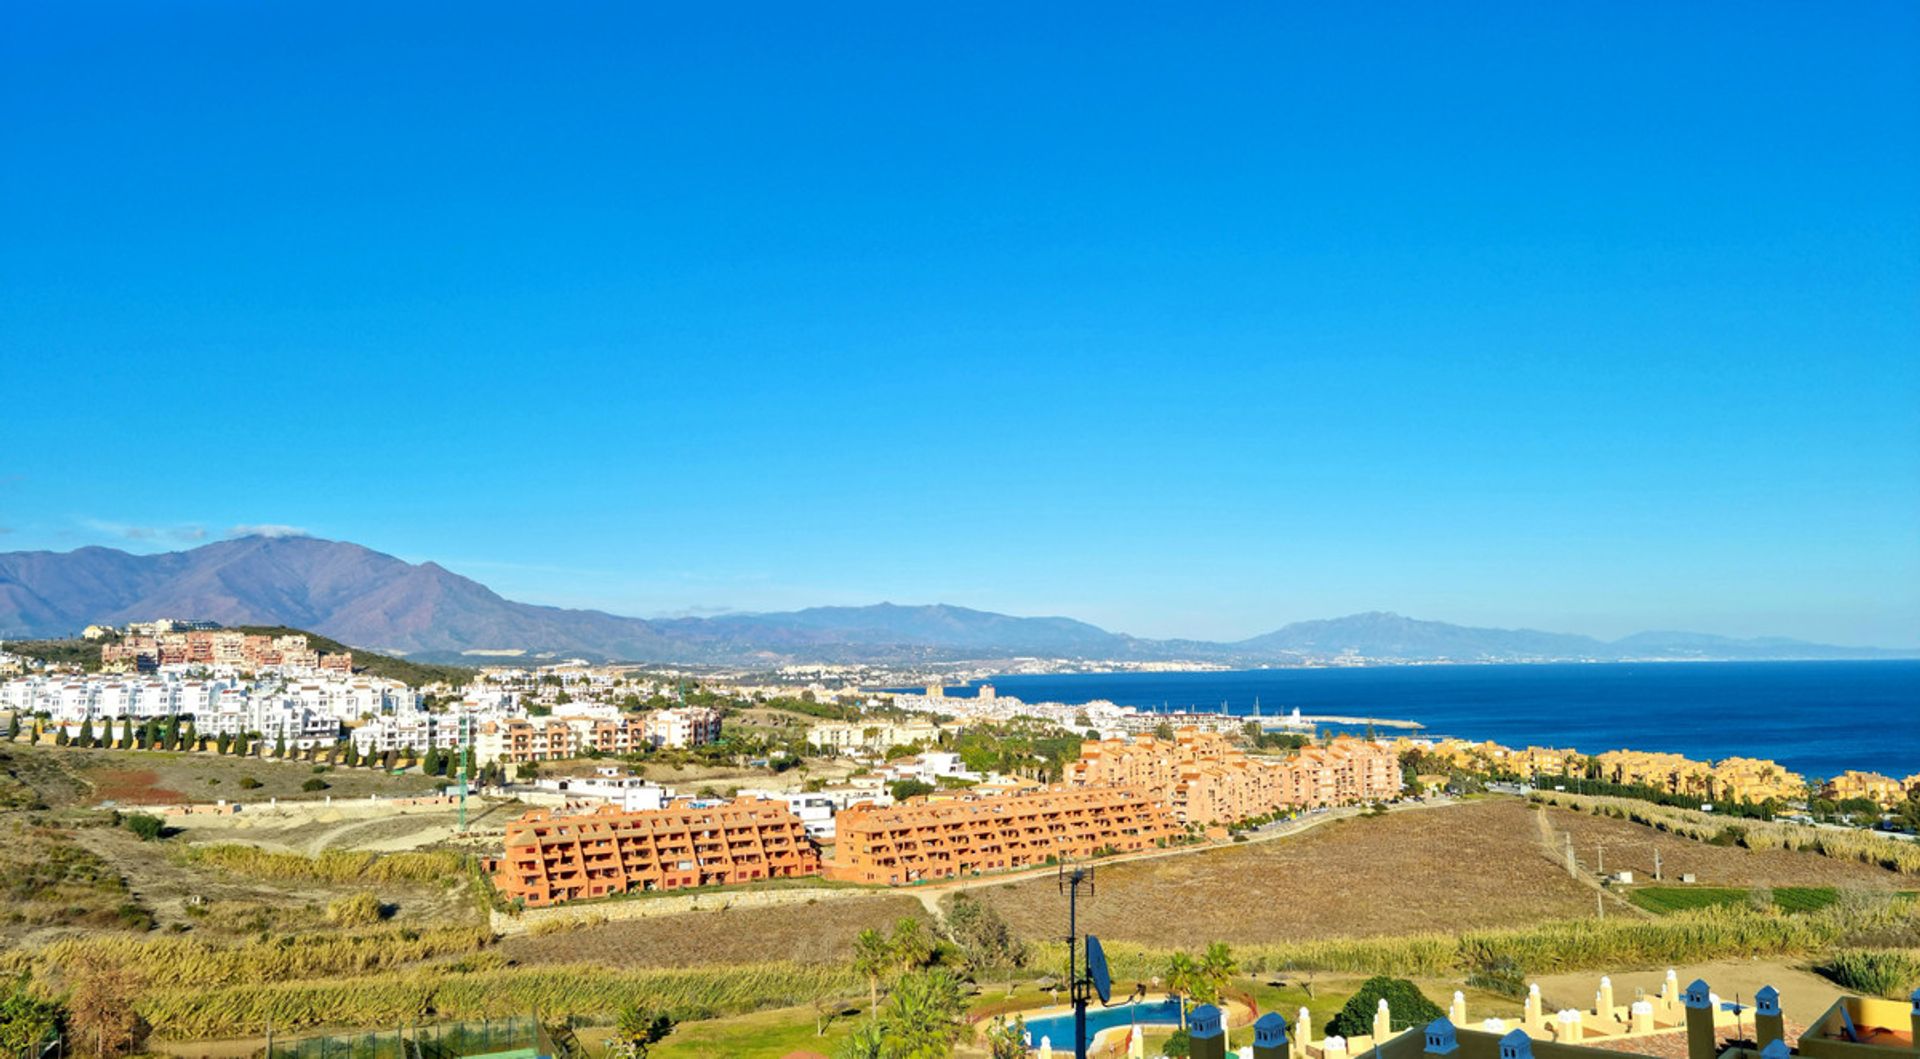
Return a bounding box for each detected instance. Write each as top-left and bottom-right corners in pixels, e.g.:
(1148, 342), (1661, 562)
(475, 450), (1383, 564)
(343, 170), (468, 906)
(0, 538), (1910, 665)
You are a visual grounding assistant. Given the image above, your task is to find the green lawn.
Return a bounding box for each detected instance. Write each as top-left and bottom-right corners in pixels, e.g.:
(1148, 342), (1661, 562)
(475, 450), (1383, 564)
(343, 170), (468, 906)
(1626, 885), (1839, 915)
(646, 1003), (865, 1058)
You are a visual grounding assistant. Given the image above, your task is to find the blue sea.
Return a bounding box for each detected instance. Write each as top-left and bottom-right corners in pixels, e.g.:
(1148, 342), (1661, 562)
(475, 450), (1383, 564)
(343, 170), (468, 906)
(943, 661), (1920, 780)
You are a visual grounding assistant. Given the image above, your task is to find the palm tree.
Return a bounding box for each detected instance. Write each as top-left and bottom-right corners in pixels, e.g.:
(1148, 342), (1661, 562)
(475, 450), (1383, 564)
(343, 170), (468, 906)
(880, 968), (966, 1059)
(1165, 952), (1200, 1029)
(1201, 942), (1239, 1045)
(891, 916), (933, 974)
(853, 928), (892, 1020)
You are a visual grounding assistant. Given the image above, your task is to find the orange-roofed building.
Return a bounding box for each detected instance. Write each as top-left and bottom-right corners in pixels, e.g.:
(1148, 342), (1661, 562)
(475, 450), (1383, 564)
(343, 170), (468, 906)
(494, 797), (819, 906)
(826, 785), (1181, 885)
(1066, 729), (1401, 825)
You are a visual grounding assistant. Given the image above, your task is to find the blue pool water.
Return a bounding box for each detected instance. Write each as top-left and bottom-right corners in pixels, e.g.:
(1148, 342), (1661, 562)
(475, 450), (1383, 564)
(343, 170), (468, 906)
(1020, 997), (1183, 1049)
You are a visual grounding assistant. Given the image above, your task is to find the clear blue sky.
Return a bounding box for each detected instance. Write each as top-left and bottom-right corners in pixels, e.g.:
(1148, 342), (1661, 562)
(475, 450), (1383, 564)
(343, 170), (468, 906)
(3, 3), (1917, 646)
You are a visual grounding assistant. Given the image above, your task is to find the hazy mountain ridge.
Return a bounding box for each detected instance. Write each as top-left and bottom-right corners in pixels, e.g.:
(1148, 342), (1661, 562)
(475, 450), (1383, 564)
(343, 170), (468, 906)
(0, 538), (1910, 665)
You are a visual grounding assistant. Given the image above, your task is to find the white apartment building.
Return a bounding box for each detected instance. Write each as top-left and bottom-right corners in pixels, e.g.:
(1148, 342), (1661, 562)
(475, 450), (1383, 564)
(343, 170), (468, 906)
(805, 719), (944, 754)
(647, 706), (722, 748)
(349, 712), (473, 755)
(737, 787), (893, 839)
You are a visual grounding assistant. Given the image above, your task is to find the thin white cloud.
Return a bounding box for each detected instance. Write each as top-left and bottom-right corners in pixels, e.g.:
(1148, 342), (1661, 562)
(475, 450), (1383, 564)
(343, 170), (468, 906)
(82, 519), (207, 542)
(228, 523), (311, 539)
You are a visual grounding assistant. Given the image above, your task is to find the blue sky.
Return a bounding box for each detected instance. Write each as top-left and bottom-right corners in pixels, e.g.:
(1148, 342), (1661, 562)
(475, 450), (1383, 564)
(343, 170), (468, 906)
(3, 2), (1916, 645)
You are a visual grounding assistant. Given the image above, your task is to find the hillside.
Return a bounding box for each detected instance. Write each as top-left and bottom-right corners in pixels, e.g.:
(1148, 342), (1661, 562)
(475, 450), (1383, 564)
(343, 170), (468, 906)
(3, 626), (476, 687)
(1, 537), (1911, 665)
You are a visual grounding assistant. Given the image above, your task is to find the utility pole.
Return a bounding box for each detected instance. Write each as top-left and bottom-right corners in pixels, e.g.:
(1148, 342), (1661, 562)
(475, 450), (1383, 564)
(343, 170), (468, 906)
(1565, 833), (1577, 877)
(458, 713), (472, 831)
(1597, 891), (1605, 920)
(1060, 865), (1096, 1059)
(1597, 844), (1605, 876)
(1654, 847), (1662, 881)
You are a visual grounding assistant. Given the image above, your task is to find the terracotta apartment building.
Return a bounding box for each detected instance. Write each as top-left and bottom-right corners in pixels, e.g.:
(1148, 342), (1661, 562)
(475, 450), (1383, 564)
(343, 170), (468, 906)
(102, 631), (349, 674)
(825, 785), (1182, 885)
(1065, 729), (1402, 825)
(493, 797), (820, 906)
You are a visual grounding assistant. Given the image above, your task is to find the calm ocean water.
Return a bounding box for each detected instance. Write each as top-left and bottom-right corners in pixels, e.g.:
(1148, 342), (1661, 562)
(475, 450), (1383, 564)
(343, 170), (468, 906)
(945, 661), (1920, 780)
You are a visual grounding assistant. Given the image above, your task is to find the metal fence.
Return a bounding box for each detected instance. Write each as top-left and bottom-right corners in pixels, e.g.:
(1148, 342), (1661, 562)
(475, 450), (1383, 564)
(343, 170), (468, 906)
(267, 1014), (556, 1059)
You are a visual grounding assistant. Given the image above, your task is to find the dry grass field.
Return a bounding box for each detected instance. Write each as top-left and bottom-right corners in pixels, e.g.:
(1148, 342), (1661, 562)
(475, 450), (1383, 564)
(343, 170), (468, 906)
(501, 895), (929, 969)
(970, 799), (1600, 948)
(2, 745), (446, 807)
(1539, 803), (1909, 890)
(62, 823), (483, 935)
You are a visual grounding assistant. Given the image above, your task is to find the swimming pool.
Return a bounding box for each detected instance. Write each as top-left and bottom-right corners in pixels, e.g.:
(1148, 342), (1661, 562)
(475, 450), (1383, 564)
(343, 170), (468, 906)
(1020, 998), (1184, 1049)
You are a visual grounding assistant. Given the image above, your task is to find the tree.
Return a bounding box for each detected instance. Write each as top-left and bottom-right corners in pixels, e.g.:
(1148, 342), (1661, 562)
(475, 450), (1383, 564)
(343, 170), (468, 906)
(1898, 794), (1920, 834)
(876, 968), (966, 1059)
(890, 916), (933, 975)
(78, 719), (94, 748)
(274, 735), (287, 759)
(215, 732), (230, 755)
(984, 1015), (1027, 1059)
(1199, 942), (1239, 1046)
(123, 813), (164, 841)
(942, 893), (1025, 973)
(65, 955), (145, 1058)
(608, 1002), (672, 1059)
(1326, 977), (1444, 1038)
(423, 747), (444, 777)
(1165, 952), (1201, 1028)
(0, 976), (60, 1057)
(853, 928), (892, 1020)
(890, 779), (935, 802)
(1199, 941), (1238, 1006)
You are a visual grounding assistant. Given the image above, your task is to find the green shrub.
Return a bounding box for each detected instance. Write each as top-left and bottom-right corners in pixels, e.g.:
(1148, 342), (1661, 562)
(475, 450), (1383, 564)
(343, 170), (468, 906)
(1326, 976), (1444, 1037)
(238, 777), (262, 790)
(123, 814), (165, 842)
(301, 778), (330, 792)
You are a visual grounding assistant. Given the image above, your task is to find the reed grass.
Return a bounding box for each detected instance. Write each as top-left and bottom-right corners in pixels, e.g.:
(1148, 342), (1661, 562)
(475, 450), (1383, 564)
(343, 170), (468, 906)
(135, 963), (863, 1040)
(34, 926), (494, 989)
(1818, 949), (1920, 998)
(1035, 905), (1892, 983)
(175, 844), (463, 884)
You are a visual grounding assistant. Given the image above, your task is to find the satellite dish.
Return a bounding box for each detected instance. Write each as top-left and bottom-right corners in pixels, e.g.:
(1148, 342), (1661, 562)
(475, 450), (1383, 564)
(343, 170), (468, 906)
(1086, 935), (1112, 1004)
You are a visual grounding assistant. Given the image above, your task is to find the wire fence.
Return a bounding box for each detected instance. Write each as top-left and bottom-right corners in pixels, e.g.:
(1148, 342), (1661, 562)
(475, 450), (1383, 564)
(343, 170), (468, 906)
(266, 1014), (558, 1059)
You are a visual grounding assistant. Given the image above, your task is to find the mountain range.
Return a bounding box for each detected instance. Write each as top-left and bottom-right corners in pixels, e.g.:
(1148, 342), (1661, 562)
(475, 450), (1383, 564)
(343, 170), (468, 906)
(0, 536), (1911, 666)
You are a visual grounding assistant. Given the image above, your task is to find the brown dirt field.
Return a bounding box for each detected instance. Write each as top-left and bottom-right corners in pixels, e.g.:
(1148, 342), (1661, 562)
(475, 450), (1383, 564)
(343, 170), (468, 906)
(500, 895), (929, 968)
(91, 768), (188, 804)
(46, 746), (447, 805)
(972, 799), (1600, 948)
(1540, 804), (1909, 890)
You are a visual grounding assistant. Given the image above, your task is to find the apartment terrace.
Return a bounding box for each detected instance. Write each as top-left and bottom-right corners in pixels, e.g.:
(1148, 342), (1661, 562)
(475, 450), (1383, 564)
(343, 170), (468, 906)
(826, 785), (1181, 885)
